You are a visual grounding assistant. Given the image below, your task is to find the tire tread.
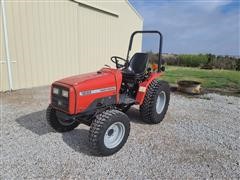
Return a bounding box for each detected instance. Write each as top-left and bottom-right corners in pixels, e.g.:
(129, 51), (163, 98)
(140, 80), (170, 124)
(89, 109), (130, 156)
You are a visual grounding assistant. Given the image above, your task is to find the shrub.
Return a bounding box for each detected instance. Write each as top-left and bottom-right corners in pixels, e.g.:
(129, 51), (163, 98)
(236, 59), (240, 71)
(177, 54), (208, 67)
(211, 56), (239, 70)
(148, 53), (239, 71)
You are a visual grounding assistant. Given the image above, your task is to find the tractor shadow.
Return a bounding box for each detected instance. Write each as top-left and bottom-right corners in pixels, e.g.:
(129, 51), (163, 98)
(15, 107), (143, 136)
(15, 107), (144, 156)
(62, 108), (145, 155)
(126, 107), (145, 124)
(15, 110), (92, 155)
(15, 110), (54, 136)
(61, 128), (92, 156)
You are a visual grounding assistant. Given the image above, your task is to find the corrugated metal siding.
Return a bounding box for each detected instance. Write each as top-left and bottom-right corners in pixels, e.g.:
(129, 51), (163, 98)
(1, 0), (143, 91)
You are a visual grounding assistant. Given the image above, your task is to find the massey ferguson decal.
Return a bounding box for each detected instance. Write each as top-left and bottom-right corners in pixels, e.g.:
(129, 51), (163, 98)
(79, 86), (116, 96)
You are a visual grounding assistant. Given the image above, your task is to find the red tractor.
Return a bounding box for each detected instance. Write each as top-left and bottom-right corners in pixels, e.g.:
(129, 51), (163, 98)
(46, 31), (170, 156)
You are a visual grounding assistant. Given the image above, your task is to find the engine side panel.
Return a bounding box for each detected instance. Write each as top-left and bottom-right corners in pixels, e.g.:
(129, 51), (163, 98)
(74, 68), (122, 114)
(101, 68), (122, 102)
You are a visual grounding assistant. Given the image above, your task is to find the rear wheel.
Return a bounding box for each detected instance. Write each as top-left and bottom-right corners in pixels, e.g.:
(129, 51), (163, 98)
(140, 80), (170, 124)
(46, 105), (80, 132)
(89, 109), (130, 156)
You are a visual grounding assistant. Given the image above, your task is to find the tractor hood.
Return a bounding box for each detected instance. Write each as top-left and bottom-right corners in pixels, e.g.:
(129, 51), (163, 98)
(55, 68), (122, 92)
(54, 68), (122, 114)
(55, 68), (121, 91)
(58, 71), (110, 87)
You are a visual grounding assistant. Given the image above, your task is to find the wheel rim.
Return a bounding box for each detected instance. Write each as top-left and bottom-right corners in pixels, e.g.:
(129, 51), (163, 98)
(104, 122), (125, 149)
(156, 91), (166, 114)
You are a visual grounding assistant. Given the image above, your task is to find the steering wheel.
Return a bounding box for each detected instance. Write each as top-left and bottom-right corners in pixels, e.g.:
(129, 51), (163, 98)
(111, 56), (127, 69)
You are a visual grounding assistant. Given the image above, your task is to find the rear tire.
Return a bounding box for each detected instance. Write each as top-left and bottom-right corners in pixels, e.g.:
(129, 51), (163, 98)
(46, 105), (80, 132)
(140, 80), (170, 124)
(89, 109), (130, 156)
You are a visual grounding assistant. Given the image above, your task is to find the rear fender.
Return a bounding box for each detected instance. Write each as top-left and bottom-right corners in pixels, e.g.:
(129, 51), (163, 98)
(136, 72), (163, 105)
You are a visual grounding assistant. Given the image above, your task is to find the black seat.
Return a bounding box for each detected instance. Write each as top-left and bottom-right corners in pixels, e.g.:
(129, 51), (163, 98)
(122, 53), (149, 82)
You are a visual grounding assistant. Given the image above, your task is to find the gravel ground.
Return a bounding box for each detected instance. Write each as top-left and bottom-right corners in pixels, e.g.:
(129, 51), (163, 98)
(1, 86), (240, 179)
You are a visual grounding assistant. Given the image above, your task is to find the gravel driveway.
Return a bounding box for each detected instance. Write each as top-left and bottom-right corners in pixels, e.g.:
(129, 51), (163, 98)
(1, 86), (240, 179)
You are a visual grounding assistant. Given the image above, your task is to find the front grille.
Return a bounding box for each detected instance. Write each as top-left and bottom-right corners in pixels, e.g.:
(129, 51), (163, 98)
(51, 85), (69, 112)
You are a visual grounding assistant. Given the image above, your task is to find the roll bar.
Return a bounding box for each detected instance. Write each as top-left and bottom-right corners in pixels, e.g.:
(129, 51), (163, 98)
(126, 30), (163, 72)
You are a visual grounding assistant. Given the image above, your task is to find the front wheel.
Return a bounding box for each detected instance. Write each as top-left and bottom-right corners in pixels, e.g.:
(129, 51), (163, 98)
(140, 80), (170, 124)
(46, 105), (80, 132)
(89, 109), (130, 156)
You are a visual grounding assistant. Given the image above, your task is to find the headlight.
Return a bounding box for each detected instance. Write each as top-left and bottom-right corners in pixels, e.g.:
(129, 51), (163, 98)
(62, 90), (69, 98)
(53, 87), (59, 95)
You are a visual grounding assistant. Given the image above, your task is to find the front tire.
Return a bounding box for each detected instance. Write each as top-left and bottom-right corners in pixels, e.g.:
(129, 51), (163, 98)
(46, 105), (80, 132)
(140, 80), (170, 124)
(89, 109), (130, 156)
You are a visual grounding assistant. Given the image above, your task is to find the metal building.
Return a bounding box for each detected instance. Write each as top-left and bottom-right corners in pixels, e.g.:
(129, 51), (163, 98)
(0, 0), (143, 91)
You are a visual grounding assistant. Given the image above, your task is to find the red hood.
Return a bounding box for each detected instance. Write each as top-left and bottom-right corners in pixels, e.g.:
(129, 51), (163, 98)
(52, 68), (123, 114)
(56, 71), (110, 86)
(55, 68), (121, 87)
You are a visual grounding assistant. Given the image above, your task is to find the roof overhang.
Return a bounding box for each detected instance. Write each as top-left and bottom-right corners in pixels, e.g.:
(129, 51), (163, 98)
(125, 0), (144, 21)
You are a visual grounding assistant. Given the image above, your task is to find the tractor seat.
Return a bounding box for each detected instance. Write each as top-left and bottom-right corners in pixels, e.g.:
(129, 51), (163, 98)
(122, 53), (149, 82)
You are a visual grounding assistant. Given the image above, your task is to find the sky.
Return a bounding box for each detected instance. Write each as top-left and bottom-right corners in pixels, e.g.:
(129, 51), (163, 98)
(129, 0), (240, 56)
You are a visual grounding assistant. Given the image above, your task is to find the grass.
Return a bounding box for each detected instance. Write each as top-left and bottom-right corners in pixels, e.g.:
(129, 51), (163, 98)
(161, 66), (240, 91)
